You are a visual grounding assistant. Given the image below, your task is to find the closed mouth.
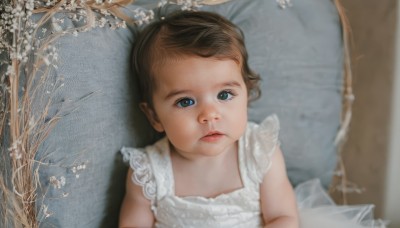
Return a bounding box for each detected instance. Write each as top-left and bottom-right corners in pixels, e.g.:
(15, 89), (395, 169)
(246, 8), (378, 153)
(201, 131), (224, 142)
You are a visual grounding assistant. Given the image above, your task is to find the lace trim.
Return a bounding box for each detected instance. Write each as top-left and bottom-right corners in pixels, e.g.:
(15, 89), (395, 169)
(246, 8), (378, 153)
(150, 138), (174, 198)
(121, 147), (156, 201)
(255, 114), (280, 175)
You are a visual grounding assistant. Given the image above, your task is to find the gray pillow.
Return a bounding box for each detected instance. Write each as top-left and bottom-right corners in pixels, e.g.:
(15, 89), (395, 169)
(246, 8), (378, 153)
(27, 0), (342, 227)
(201, 0), (342, 188)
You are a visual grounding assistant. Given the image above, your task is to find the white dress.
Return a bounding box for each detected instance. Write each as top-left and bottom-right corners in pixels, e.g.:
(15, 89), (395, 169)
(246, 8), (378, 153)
(121, 115), (386, 228)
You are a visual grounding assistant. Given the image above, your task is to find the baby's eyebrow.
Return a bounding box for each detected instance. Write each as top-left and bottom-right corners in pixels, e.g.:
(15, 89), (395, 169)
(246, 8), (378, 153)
(221, 80), (242, 88)
(164, 89), (190, 100)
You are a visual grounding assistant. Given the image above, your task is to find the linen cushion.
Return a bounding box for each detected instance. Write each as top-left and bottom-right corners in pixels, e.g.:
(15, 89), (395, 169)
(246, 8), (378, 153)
(29, 0), (342, 227)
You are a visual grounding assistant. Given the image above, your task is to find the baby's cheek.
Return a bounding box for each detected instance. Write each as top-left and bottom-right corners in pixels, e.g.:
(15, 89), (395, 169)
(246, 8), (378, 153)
(165, 119), (195, 140)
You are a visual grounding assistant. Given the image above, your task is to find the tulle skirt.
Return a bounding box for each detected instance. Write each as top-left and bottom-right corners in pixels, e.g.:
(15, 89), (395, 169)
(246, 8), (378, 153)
(295, 179), (388, 228)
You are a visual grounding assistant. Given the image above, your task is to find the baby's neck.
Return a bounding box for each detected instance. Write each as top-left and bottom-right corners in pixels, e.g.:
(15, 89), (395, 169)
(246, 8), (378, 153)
(170, 143), (243, 198)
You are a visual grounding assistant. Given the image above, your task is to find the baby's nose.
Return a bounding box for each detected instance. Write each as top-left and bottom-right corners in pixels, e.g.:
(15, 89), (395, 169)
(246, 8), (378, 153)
(197, 104), (221, 124)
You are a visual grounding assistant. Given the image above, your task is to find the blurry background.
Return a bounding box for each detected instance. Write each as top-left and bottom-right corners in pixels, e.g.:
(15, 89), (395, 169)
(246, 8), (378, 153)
(331, 1), (399, 227)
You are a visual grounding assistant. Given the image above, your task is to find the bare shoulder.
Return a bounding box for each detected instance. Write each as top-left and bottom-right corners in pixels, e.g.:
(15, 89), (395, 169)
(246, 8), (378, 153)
(119, 168), (155, 228)
(260, 147), (299, 227)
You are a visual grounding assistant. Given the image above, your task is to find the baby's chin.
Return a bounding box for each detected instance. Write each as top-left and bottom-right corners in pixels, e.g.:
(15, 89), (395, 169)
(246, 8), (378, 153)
(169, 139), (239, 160)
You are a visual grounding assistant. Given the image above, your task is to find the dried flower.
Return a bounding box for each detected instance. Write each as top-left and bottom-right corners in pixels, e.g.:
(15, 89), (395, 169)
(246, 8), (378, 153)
(41, 205), (53, 218)
(71, 162), (88, 179)
(176, 0), (203, 10)
(132, 8), (154, 26)
(49, 176), (66, 189)
(276, 0), (293, 9)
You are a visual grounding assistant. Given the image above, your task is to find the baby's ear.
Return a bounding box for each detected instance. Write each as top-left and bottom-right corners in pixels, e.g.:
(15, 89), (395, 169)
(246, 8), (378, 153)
(139, 103), (164, 132)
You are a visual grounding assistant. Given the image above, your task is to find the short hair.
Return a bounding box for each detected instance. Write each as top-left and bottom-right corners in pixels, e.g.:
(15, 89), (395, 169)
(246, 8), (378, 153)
(132, 10), (261, 108)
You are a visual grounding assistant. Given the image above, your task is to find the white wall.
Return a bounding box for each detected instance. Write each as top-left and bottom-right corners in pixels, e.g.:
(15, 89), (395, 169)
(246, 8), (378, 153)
(384, 4), (400, 227)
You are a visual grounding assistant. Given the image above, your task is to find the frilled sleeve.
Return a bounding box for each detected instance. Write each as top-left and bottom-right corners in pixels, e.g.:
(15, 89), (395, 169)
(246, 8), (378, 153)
(243, 114), (280, 184)
(121, 147), (156, 201)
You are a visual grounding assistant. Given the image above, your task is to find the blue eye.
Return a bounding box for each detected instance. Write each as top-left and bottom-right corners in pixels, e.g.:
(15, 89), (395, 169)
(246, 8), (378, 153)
(218, 90), (234, 100)
(176, 98), (195, 108)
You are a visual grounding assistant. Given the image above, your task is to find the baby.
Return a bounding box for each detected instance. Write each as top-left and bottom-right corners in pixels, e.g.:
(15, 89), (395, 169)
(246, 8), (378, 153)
(119, 10), (299, 228)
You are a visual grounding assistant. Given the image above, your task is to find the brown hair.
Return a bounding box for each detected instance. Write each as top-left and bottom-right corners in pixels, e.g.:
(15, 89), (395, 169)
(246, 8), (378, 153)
(132, 10), (261, 108)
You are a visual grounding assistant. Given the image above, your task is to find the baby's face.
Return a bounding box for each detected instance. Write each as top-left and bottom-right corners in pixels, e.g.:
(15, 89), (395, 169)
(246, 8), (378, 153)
(146, 56), (248, 158)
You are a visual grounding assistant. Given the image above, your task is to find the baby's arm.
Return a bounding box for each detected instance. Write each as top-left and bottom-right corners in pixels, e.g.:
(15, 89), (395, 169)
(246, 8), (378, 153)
(119, 168), (155, 228)
(260, 146), (299, 228)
